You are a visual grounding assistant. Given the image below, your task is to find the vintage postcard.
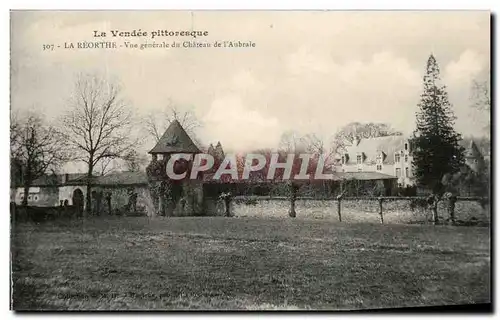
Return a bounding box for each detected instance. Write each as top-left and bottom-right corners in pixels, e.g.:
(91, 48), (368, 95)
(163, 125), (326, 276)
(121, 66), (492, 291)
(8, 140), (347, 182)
(10, 10), (491, 311)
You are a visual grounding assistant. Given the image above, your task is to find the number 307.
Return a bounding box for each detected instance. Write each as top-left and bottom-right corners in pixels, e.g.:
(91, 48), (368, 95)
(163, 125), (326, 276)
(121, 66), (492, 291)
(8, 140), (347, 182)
(43, 44), (54, 51)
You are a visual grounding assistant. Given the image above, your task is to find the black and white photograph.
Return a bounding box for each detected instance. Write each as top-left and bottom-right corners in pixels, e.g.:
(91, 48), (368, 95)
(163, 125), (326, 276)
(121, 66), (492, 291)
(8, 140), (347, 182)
(9, 10), (492, 311)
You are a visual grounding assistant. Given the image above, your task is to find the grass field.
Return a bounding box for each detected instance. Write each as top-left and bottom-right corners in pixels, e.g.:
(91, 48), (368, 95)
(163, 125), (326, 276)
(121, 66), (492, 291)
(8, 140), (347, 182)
(11, 216), (491, 310)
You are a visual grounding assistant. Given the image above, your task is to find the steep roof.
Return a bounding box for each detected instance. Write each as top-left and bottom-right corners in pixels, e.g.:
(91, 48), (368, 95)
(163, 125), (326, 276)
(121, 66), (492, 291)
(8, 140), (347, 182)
(207, 143), (215, 155)
(465, 140), (483, 159)
(214, 141), (225, 159)
(149, 120), (201, 154)
(342, 135), (407, 165)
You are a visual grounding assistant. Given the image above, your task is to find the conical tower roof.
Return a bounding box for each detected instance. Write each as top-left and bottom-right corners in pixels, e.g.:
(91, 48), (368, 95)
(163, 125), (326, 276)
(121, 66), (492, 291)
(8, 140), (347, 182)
(148, 120), (201, 154)
(207, 143), (215, 155)
(214, 141), (225, 159)
(465, 140), (482, 159)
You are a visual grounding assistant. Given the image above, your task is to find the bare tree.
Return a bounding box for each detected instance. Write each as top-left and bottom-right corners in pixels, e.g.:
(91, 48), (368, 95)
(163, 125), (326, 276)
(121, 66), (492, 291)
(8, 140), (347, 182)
(144, 100), (202, 146)
(333, 122), (402, 153)
(10, 112), (20, 150)
(470, 79), (491, 112)
(95, 158), (117, 176)
(278, 130), (304, 153)
(123, 149), (149, 172)
(470, 78), (491, 134)
(300, 133), (338, 196)
(11, 112), (66, 206)
(301, 133), (337, 162)
(61, 73), (134, 215)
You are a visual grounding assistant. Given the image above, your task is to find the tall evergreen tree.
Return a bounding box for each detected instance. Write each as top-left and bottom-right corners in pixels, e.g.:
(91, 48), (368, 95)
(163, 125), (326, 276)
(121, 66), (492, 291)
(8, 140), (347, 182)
(411, 54), (465, 193)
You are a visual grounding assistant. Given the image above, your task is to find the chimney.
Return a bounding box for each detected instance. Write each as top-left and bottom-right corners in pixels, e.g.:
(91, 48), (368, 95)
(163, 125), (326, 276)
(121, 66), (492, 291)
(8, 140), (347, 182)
(354, 136), (361, 146)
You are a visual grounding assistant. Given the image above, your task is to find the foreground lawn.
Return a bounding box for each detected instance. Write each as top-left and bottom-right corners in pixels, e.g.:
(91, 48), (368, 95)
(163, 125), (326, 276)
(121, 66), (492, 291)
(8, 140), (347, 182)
(11, 216), (491, 310)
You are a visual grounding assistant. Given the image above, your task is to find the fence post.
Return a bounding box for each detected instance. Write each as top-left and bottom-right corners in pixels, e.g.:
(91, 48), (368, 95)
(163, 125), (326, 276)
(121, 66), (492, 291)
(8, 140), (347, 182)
(336, 193), (343, 222)
(432, 195), (439, 225)
(445, 192), (457, 225)
(432, 203), (438, 225)
(220, 192), (232, 217)
(378, 197), (384, 224)
(288, 183), (297, 218)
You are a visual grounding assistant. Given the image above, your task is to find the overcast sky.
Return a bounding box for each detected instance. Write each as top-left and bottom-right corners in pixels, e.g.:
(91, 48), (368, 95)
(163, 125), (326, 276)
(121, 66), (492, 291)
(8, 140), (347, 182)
(11, 11), (490, 157)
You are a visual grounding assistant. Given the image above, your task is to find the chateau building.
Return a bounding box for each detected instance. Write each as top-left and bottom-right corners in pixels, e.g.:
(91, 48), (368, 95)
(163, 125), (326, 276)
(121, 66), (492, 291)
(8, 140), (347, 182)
(464, 140), (486, 173)
(338, 135), (413, 187)
(338, 135), (486, 187)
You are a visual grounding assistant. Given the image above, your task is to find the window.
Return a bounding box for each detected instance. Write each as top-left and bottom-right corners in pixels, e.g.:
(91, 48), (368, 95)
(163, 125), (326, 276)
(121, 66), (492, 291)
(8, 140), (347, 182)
(405, 143), (408, 151)
(395, 153), (401, 163)
(404, 155), (408, 162)
(376, 165), (382, 171)
(356, 155), (362, 164)
(34, 195), (39, 201)
(28, 195), (32, 201)
(341, 156), (345, 165)
(405, 167), (409, 177)
(358, 168), (362, 172)
(396, 168), (401, 177)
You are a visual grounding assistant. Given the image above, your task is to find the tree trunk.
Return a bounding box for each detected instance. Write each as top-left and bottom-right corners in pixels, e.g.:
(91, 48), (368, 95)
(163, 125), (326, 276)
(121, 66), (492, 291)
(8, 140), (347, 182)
(431, 194), (439, 225)
(85, 164), (93, 217)
(289, 183), (297, 218)
(22, 182), (30, 206)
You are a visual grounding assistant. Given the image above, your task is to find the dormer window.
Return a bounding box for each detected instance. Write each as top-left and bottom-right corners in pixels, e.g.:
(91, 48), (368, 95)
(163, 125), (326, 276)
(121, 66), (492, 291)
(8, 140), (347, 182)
(376, 164), (382, 171)
(341, 154), (349, 165)
(356, 155), (362, 164)
(395, 153), (401, 163)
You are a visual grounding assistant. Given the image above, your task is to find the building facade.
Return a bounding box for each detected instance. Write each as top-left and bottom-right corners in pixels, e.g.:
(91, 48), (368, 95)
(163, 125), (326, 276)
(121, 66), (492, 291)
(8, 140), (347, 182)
(464, 140), (486, 173)
(11, 173), (88, 208)
(337, 135), (486, 188)
(338, 135), (413, 187)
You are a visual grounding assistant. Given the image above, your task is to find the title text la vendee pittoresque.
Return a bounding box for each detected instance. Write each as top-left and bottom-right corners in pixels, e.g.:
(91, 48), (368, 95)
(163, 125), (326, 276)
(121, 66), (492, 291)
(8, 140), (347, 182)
(93, 29), (209, 39)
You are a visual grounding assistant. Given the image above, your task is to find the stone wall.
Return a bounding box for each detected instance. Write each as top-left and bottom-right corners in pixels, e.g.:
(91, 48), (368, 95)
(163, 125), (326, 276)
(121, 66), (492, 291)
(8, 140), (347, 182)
(97, 181), (206, 217)
(58, 185), (87, 206)
(11, 204), (80, 222)
(94, 185), (149, 215)
(227, 197), (490, 224)
(204, 198), (229, 216)
(172, 180), (204, 216)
